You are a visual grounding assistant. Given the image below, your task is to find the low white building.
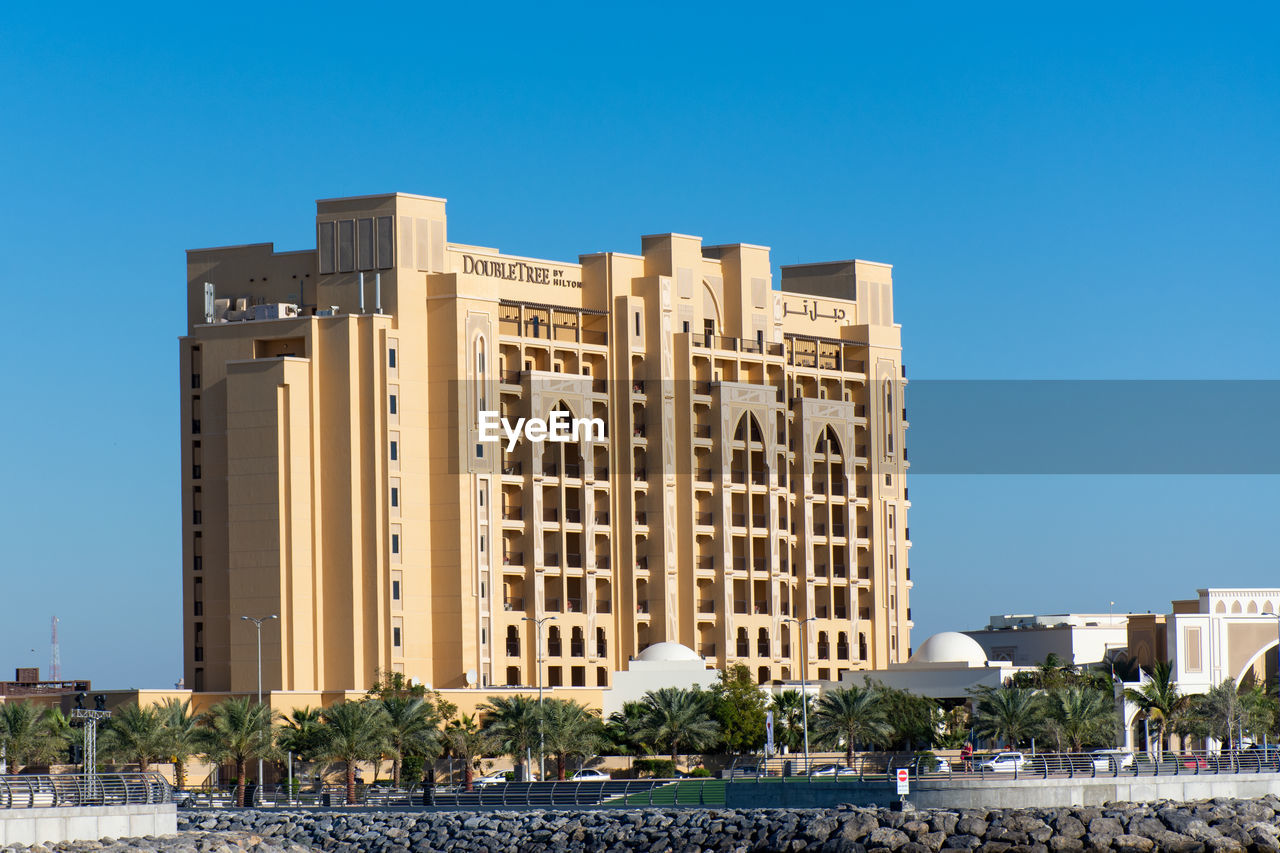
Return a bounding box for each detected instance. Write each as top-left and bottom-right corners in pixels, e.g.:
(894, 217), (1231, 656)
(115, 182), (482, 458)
(840, 631), (1020, 701)
(601, 642), (719, 716)
(964, 612), (1131, 668)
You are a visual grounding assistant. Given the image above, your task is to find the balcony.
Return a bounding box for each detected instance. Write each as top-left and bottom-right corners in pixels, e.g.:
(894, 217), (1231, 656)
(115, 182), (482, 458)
(835, 606), (848, 619)
(859, 607), (871, 619)
(635, 557), (649, 572)
(832, 524), (846, 537)
(596, 600), (612, 613)
(566, 597), (582, 612)
(698, 599), (716, 614)
(731, 513), (746, 527)
(695, 512), (713, 526)
(737, 640), (750, 657)
(813, 522), (826, 536)
(543, 508), (560, 523)
(633, 426), (647, 439)
(595, 467), (610, 479)
(563, 463), (581, 479)
(857, 526), (870, 539)
(837, 642), (850, 660)
(566, 553), (582, 568)
(813, 480), (827, 494)
(635, 511), (648, 526)
(503, 597), (524, 611)
(731, 469), (746, 484)
(565, 508), (582, 524)
(547, 639), (563, 656)
(542, 463), (559, 477)
(733, 600), (748, 614)
(502, 463), (523, 476)
(696, 556), (715, 572)
(694, 468), (714, 483)
(502, 507), (523, 521)
(570, 639), (584, 657)
(500, 369), (522, 384)
(816, 605), (829, 618)
(751, 517), (768, 530)
(757, 641), (770, 656)
(699, 643), (717, 657)
(502, 552), (524, 566)
(750, 470), (767, 486)
(597, 556), (611, 570)
(595, 511), (610, 524)
(634, 469), (647, 481)
(692, 381), (712, 395)
(546, 598), (562, 612)
(632, 381), (646, 395)
(693, 424), (712, 439)
(506, 640), (520, 656)
(636, 601), (650, 614)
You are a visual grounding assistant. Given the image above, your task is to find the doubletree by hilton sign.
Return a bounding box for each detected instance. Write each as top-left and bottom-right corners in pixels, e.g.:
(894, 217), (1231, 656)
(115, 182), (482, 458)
(461, 254), (582, 289)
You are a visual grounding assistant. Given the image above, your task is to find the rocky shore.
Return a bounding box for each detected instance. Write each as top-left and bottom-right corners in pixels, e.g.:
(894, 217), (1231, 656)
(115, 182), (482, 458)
(6, 798), (1280, 852)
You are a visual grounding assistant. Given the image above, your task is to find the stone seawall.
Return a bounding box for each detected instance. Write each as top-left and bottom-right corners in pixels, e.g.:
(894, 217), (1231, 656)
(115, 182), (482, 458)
(5, 799), (1280, 852)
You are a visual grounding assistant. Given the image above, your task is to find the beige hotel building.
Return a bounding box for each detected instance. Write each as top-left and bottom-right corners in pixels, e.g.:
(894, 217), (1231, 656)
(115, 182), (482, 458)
(180, 192), (911, 698)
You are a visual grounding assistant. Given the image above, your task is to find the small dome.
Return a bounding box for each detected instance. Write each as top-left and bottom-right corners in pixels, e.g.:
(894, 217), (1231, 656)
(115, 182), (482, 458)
(636, 642), (703, 663)
(908, 632), (988, 667)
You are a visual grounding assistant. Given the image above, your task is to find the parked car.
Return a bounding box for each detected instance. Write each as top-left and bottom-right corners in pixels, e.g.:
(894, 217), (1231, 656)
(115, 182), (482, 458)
(1090, 748), (1135, 772)
(809, 763), (858, 777)
(571, 768), (612, 781)
(1180, 754), (1209, 770)
(728, 762), (763, 777)
(912, 756), (952, 774)
(472, 772), (511, 788)
(978, 752), (1027, 772)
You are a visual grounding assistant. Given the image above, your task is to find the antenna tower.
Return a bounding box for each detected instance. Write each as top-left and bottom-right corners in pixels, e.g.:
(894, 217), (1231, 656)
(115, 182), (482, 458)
(51, 615), (61, 681)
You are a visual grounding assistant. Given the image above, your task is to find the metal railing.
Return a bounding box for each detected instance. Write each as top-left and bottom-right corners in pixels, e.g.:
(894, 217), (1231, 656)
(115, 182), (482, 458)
(0, 773), (172, 809)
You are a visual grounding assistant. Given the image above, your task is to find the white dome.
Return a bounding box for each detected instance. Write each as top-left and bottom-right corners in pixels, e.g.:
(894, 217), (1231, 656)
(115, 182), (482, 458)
(636, 642), (703, 663)
(908, 632), (988, 667)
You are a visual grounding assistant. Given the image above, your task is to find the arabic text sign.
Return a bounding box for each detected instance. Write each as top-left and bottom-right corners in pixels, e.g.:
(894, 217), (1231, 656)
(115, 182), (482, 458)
(782, 299), (849, 322)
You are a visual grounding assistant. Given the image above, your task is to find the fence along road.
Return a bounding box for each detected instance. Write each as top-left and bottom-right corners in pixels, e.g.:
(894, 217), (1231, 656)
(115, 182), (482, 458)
(0, 774), (173, 810)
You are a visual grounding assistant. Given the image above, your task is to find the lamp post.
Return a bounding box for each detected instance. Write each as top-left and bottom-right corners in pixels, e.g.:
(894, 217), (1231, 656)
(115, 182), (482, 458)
(785, 616), (817, 772)
(522, 614), (556, 781)
(241, 614), (278, 805)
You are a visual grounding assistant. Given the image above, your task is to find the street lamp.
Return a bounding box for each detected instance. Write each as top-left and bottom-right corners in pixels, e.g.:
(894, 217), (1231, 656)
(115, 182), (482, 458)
(242, 614), (278, 804)
(785, 616), (817, 772)
(522, 614), (556, 781)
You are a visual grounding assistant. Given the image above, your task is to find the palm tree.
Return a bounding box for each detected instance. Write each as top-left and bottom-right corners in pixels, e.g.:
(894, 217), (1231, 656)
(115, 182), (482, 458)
(811, 686), (892, 767)
(540, 699), (605, 780)
(101, 703), (168, 772)
(195, 697), (277, 807)
(1124, 661), (1188, 757)
(971, 686), (1046, 749)
(316, 700), (390, 804)
(480, 695), (542, 780)
(770, 690), (811, 753)
(633, 687), (720, 768)
(277, 706), (325, 762)
(605, 701), (652, 759)
(1046, 687), (1116, 752)
(160, 698), (200, 790)
(0, 702), (64, 774)
(442, 714), (497, 791)
(381, 696), (440, 789)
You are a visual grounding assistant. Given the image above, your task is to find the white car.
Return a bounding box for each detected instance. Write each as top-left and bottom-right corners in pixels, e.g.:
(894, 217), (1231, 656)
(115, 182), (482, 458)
(978, 751), (1027, 772)
(916, 756), (952, 774)
(1090, 749), (1135, 771)
(571, 768), (611, 781)
(810, 764), (858, 777)
(472, 772), (511, 788)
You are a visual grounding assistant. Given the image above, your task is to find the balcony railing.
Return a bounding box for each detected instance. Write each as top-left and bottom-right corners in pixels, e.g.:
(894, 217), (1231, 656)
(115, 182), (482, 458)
(543, 508), (560, 523)
(635, 557), (649, 572)
(596, 600), (612, 613)
(699, 643), (716, 656)
(734, 600), (748, 614)
(696, 556), (715, 572)
(502, 552), (523, 565)
(546, 599), (562, 612)
(693, 424), (712, 439)
(751, 517), (768, 530)
(500, 369), (522, 383)
(636, 601), (650, 614)
(566, 553), (582, 568)
(544, 553), (560, 566)
(565, 509), (582, 524)
(695, 468), (714, 482)
(595, 511), (610, 524)
(698, 599), (716, 613)
(634, 469), (647, 481)
(506, 640), (521, 656)
(731, 514), (746, 527)
(502, 463), (523, 476)
(633, 426), (647, 438)
(503, 598), (524, 611)
(695, 512), (713, 526)
(566, 597), (582, 612)
(502, 507), (523, 521)
(857, 526), (870, 538)
(632, 381), (646, 394)
(635, 511), (648, 525)
(731, 469), (746, 484)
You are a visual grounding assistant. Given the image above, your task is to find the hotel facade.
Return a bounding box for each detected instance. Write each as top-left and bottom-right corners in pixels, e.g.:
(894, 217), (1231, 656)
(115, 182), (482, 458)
(180, 193), (911, 697)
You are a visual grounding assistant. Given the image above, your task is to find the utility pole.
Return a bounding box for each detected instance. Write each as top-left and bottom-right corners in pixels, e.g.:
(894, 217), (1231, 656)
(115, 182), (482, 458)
(785, 616), (817, 772)
(522, 615), (556, 781)
(242, 614), (278, 805)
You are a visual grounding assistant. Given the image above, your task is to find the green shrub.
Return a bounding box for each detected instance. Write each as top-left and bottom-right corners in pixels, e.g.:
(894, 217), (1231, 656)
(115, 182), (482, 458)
(633, 758), (677, 778)
(686, 767), (712, 777)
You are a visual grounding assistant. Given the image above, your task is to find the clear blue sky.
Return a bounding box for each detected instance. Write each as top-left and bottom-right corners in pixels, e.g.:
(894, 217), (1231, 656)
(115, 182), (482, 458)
(1, 3), (1276, 688)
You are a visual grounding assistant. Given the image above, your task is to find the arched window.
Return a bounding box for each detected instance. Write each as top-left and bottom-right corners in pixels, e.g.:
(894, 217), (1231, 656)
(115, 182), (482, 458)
(506, 625), (520, 657)
(736, 627), (749, 657)
(757, 627), (771, 657)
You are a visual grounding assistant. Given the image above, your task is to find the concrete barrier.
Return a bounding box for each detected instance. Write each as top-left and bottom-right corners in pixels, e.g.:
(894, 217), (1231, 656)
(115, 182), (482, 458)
(725, 772), (1280, 809)
(0, 804), (176, 845)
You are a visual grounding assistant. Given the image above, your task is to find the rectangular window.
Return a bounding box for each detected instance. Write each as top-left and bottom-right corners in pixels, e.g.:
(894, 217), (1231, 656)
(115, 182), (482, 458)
(393, 626), (402, 647)
(376, 216), (394, 269)
(317, 221), (336, 274)
(391, 486), (399, 507)
(390, 440), (398, 461)
(478, 488), (485, 507)
(389, 394), (397, 415)
(476, 444), (484, 458)
(634, 311), (641, 337)
(392, 579), (401, 600)
(338, 219), (355, 272)
(388, 348), (397, 369)
(683, 321), (690, 333)
(479, 535), (486, 553)
(357, 218), (374, 271)
(1185, 626), (1203, 672)
(392, 533), (400, 554)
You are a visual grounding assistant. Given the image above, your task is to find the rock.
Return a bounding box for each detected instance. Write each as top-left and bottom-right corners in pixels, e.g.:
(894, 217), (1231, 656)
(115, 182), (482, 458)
(867, 827), (910, 850)
(916, 832), (947, 851)
(942, 836), (982, 850)
(1110, 835), (1154, 852)
(1052, 817), (1086, 840)
(1047, 839), (1084, 852)
(956, 819), (989, 838)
